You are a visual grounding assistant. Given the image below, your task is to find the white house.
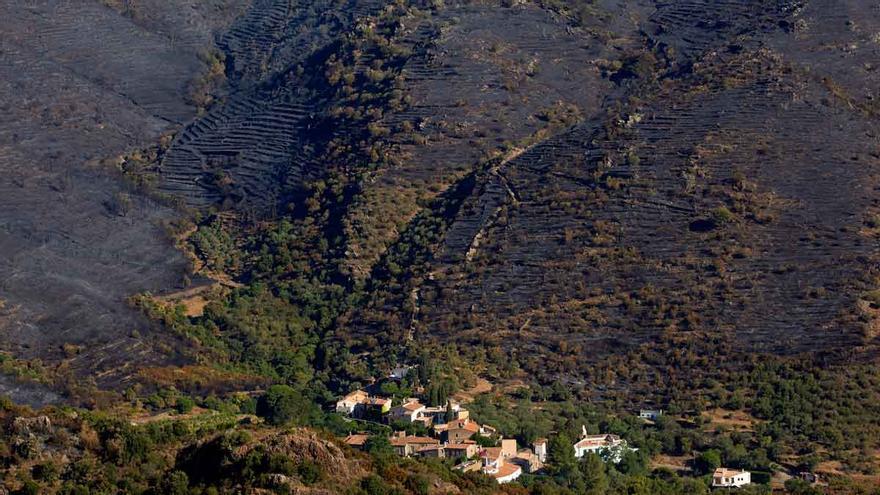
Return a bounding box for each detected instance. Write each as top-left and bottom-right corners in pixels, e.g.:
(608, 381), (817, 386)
(639, 409), (663, 421)
(573, 426), (631, 463)
(422, 400), (467, 424)
(712, 468), (751, 488)
(389, 398), (426, 423)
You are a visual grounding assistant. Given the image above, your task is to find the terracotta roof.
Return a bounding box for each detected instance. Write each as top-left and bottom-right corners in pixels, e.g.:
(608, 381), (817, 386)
(447, 419), (479, 432)
(401, 401), (424, 411)
(389, 436), (439, 446)
(481, 447), (503, 461)
(714, 468), (748, 477)
(344, 434), (368, 446)
(363, 397), (390, 406)
(340, 390), (368, 402)
(489, 462), (521, 480)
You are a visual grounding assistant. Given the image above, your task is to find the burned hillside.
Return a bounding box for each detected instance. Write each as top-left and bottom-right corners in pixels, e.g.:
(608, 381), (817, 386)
(0, 0), (878, 406)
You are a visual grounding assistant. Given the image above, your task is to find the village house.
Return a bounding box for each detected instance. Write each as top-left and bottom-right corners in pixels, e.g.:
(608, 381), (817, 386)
(454, 459), (482, 474)
(445, 442), (479, 460)
(712, 468), (751, 488)
(422, 400), (468, 425)
(389, 398), (426, 423)
(573, 427), (631, 462)
(388, 399), (469, 428)
(335, 390), (391, 419)
(480, 439), (522, 484)
(436, 418), (482, 444)
(344, 433), (369, 451)
(389, 431), (440, 457)
(335, 390), (369, 415)
(362, 397), (392, 416)
(510, 446), (544, 474)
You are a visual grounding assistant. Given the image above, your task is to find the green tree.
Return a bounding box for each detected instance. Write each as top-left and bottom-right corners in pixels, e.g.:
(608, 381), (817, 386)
(579, 452), (608, 495)
(364, 435), (394, 456)
(405, 474), (430, 495)
(256, 385), (311, 426)
(694, 449), (721, 475)
(618, 448), (648, 475)
(784, 479), (822, 495)
(158, 470), (189, 495)
(444, 401), (455, 423)
(548, 432), (576, 474)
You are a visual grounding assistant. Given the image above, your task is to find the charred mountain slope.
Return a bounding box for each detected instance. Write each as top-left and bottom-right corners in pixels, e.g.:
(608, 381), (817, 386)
(1, 0), (878, 404)
(345, 0), (880, 378)
(133, 0), (880, 381)
(0, 0), (249, 402)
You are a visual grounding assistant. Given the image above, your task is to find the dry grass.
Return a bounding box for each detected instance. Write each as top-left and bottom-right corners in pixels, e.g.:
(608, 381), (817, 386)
(702, 408), (762, 432)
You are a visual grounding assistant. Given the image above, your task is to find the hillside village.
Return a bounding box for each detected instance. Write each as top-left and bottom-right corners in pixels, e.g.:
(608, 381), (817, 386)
(336, 388), (641, 484)
(322, 367), (817, 492)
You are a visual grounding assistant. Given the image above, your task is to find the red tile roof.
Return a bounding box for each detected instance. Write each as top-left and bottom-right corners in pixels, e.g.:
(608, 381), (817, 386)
(389, 436), (439, 446)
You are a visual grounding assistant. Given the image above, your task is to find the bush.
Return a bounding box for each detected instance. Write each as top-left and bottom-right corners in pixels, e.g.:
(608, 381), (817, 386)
(298, 459), (323, 485)
(176, 396), (195, 414)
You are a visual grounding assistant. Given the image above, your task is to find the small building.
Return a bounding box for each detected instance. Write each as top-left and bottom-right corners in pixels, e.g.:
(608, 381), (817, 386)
(454, 459), (482, 473)
(389, 432), (439, 457)
(573, 434), (625, 458)
(335, 390), (390, 419)
(422, 400), (467, 425)
(361, 397), (391, 418)
(441, 418), (481, 444)
(500, 439), (517, 459)
(389, 399), (426, 423)
(533, 438), (548, 463)
(712, 468), (751, 488)
(344, 433), (369, 451)
(511, 449), (543, 474)
(639, 409), (663, 421)
(336, 390), (369, 414)
(445, 442), (478, 460)
(480, 445), (522, 484)
(573, 427), (632, 462)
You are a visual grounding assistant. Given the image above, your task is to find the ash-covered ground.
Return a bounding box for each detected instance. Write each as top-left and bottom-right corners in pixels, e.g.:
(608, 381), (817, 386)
(1, 0), (878, 403)
(0, 0), (250, 403)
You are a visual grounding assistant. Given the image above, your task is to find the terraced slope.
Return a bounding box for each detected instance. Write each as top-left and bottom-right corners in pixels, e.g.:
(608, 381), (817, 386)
(157, 0), (391, 209)
(0, 0), (244, 402)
